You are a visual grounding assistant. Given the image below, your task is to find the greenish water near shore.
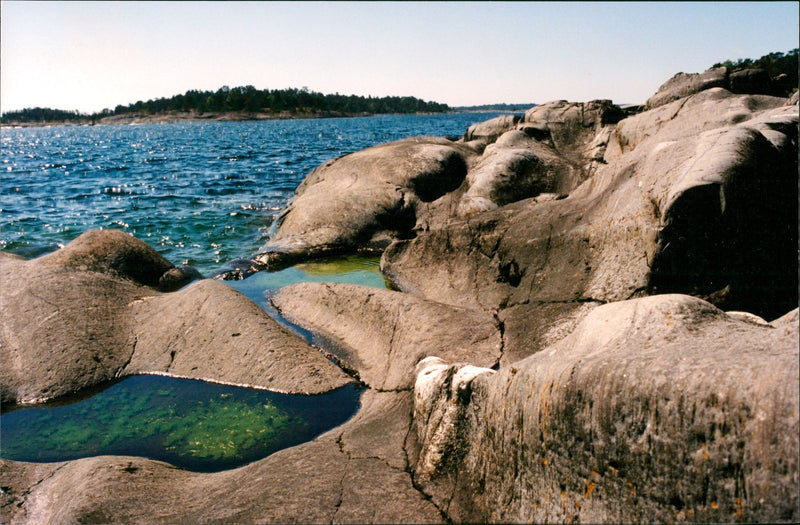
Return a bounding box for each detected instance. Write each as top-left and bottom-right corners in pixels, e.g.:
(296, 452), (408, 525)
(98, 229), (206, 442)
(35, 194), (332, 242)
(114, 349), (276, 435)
(0, 256), (383, 472)
(226, 254), (388, 302)
(0, 375), (361, 472)
(224, 254), (389, 343)
(0, 114), (461, 473)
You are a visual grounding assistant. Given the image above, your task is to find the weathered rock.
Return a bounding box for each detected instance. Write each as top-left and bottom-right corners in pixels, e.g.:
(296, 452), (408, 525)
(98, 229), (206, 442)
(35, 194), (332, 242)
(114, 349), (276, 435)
(3, 66), (797, 524)
(125, 279), (352, 394)
(248, 136), (479, 272)
(497, 301), (601, 365)
(272, 282), (502, 390)
(463, 113), (522, 143)
(645, 66), (795, 110)
(410, 295), (799, 523)
(456, 130), (580, 217)
(234, 101), (626, 281)
(34, 229), (178, 288)
(523, 99), (626, 163)
(383, 89), (798, 320)
(0, 230), (351, 405)
(606, 88), (789, 157)
(0, 390), (444, 524)
(645, 67), (729, 110)
(729, 68), (772, 95)
(157, 264), (204, 292)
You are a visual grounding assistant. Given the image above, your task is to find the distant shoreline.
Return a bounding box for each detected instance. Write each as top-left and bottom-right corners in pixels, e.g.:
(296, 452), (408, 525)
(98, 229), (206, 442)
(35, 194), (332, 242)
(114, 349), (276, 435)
(0, 109), (465, 129)
(0, 108), (529, 129)
(0, 110), (368, 128)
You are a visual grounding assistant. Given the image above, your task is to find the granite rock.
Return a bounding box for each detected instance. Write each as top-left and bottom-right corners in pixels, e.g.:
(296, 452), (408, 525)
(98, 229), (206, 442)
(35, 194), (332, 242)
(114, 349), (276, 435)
(272, 282), (502, 391)
(410, 295), (799, 522)
(0, 230), (352, 405)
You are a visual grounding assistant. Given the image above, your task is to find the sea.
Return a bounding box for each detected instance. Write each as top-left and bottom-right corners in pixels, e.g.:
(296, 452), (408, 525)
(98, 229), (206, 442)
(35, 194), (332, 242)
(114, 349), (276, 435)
(0, 113), (506, 276)
(2, 112), (520, 470)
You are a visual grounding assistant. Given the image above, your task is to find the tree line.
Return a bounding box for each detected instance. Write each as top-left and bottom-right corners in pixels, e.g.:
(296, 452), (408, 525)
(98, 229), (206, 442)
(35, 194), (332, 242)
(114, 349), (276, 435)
(0, 107), (95, 124)
(453, 103), (535, 112)
(712, 48), (798, 93)
(1, 86), (450, 124)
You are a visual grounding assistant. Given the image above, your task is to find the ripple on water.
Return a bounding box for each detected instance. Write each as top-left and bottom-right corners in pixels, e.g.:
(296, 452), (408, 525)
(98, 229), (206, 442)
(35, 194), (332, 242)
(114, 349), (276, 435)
(0, 113), (508, 275)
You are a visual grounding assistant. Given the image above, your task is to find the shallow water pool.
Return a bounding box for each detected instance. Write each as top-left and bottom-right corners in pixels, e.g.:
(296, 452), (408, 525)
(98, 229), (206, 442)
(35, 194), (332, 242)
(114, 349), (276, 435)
(226, 254), (389, 301)
(0, 374), (362, 472)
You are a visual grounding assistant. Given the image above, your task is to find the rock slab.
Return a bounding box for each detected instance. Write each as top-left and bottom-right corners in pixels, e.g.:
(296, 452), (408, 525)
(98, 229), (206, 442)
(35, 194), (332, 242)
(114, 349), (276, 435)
(411, 295), (799, 523)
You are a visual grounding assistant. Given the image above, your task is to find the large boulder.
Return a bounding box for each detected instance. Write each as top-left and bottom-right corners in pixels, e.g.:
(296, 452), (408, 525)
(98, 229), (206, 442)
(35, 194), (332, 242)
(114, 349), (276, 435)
(28, 228), (200, 292)
(463, 114), (522, 143)
(272, 282), (502, 390)
(232, 101), (625, 280)
(382, 89), (798, 321)
(0, 230), (351, 404)
(247, 136), (480, 273)
(410, 295), (799, 522)
(645, 66), (794, 110)
(523, 99), (626, 164)
(456, 130), (580, 217)
(729, 68), (772, 95)
(645, 67), (729, 110)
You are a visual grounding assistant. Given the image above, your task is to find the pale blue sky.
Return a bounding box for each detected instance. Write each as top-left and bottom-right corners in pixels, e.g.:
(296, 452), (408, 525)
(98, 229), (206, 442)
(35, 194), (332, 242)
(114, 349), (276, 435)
(1, 1), (797, 113)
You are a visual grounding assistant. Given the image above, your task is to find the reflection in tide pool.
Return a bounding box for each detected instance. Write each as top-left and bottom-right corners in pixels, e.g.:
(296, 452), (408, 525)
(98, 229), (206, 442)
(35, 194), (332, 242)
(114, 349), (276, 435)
(0, 375), (361, 472)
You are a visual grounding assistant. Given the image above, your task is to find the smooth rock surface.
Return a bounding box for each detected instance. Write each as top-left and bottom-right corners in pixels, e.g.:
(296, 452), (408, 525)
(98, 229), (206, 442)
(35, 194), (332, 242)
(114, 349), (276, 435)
(0, 230), (351, 405)
(523, 99), (626, 164)
(250, 136), (480, 271)
(125, 279), (352, 394)
(457, 130), (580, 217)
(383, 89), (797, 320)
(2, 67), (797, 524)
(273, 282), (502, 390)
(645, 67), (729, 109)
(410, 295), (799, 523)
(463, 113), (522, 143)
(646, 66), (794, 110)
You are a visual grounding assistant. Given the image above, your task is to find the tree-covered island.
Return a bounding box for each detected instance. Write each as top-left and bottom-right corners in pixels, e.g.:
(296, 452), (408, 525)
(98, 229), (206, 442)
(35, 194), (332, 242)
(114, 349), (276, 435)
(1, 85), (451, 126)
(3, 48), (795, 127)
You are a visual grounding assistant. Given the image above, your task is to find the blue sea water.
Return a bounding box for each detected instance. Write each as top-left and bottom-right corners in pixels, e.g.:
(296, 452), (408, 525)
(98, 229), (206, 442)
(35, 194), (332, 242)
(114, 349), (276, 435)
(1, 113), (506, 275)
(0, 113), (511, 470)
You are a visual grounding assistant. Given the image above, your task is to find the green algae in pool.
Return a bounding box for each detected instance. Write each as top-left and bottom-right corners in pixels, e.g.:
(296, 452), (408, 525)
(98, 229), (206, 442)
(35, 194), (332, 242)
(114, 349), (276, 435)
(226, 254), (389, 303)
(0, 375), (361, 472)
(223, 255), (390, 343)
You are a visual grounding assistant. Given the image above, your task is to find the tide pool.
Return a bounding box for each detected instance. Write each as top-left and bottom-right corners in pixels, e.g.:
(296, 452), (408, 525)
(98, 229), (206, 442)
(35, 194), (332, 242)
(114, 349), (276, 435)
(0, 256), (384, 472)
(0, 375), (361, 472)
(226, 254), (388, 301)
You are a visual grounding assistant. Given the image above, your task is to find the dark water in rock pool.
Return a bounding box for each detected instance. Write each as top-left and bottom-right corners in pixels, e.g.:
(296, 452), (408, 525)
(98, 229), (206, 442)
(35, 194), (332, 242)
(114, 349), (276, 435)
(0, 113), (507, 471)
(1, 375), (362, 472)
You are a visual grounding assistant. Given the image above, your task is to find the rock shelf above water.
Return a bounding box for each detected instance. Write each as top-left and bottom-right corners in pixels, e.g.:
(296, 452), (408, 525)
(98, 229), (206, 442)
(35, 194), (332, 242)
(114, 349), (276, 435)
(0, 230), (352, 406)
(1, 67), (798, 523)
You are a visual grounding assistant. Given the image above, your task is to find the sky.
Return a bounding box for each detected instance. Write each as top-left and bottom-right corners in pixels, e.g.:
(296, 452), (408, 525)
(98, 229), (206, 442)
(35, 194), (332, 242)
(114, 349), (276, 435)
(1, 1), (798, 113)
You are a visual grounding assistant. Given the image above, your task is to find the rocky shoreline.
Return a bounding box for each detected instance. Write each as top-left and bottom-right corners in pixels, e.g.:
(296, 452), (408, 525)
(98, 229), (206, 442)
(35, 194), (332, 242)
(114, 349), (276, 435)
(1, 67), (798, 523)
